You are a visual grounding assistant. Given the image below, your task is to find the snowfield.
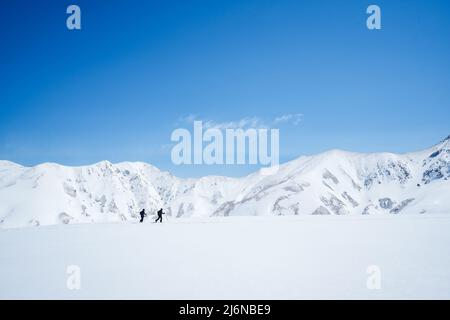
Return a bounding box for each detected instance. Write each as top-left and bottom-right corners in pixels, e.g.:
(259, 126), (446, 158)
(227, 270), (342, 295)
(1, 214), (450, 299)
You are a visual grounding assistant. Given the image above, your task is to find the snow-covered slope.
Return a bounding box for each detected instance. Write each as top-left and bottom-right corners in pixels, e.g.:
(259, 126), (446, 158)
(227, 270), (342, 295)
(1, 215), (450, 299)
(1, 136), (449, 228)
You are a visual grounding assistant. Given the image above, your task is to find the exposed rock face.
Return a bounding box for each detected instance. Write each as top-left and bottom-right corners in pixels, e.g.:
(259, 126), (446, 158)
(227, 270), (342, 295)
(58, 212), (73, 224)
(312, 206), (331, 215)
(342, 192), (359, 208)
(320, 195), (348, 215)
(390, 198), (415, 214)
(379, 198), (394, 210)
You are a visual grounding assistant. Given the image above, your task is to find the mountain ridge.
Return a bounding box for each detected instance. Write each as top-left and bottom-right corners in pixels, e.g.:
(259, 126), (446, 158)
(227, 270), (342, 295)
(1, 135), (449, 228)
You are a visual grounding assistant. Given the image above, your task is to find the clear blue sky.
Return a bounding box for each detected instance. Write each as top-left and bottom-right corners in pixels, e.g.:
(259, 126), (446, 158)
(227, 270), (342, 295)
(1, 0), (449, 177)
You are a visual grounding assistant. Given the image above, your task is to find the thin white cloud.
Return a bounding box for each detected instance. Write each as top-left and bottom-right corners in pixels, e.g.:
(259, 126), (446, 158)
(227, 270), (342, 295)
(176, 115), (268, 130)
(273, 113), (303, 126)
(175, 113), (303, 130)
(175, 114), (198, 126)
(204, 117), (267, 130)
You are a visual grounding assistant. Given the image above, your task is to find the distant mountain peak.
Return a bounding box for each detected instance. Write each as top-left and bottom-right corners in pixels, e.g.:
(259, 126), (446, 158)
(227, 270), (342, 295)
(437, 134), (450, 147)
(0, 160), (22, 168)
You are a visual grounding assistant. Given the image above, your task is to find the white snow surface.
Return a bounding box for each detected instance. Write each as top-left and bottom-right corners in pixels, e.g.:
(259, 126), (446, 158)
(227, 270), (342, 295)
(1, 136), (450, 228)
(0, 214), (449, 299)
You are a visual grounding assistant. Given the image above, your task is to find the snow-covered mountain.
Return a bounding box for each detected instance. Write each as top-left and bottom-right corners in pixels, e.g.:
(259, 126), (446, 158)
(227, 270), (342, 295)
(1, 136), (449, 228)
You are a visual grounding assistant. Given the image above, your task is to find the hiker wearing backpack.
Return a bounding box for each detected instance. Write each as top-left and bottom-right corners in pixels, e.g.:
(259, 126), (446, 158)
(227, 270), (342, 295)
(139, 209), (147, 223)
(155, 208), (165, 223)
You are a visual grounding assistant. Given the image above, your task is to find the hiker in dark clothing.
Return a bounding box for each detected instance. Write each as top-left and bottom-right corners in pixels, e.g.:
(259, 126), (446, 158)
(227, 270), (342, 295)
(155, 208), (165, 223)
(139, 209), (147, 223)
